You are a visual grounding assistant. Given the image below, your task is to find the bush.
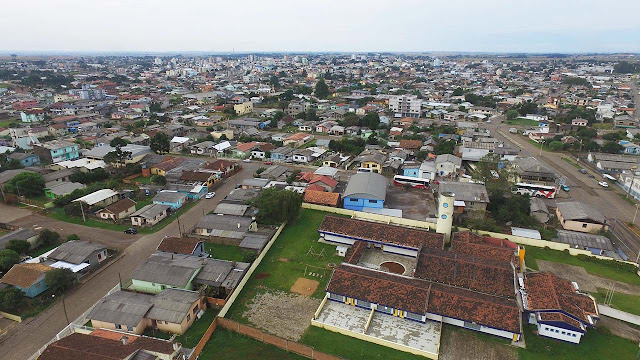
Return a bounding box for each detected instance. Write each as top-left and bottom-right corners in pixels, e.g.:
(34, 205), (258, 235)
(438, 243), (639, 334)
(45, 268), (75, 295)
(5, 239), (30, 255)
(242, 251), (258, 263)
(0, 287), (25, 312)
(37, 229), (60, 247)
(66, 234), (80, 241)
(64, 201), (87, 217)
(0, 249), (20, 272)
(575, 254), (639, 274)
(151, 175), (166, 185)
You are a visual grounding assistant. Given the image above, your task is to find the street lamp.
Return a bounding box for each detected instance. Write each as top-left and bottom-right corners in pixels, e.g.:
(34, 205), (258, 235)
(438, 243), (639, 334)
(628, 166), (638, 199)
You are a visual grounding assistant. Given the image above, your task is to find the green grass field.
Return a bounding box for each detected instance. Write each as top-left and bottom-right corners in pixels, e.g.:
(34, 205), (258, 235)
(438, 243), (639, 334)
(226, 209), (345, 322)
(593, 123), (614, 130)
(561, 157), (582, 169)
(134, 197), (153, 210)
(519, 324), (637, 360)
(131, 176), (152, 184)
(590, 289), (640, 316)
(525, 246), (640, 286)
(507, 118), (540, 126)
(198, 328), (307, 360)
(0, 119), (19, 128)
(204, 243), (247, 262)
(301, 326), (424, 360)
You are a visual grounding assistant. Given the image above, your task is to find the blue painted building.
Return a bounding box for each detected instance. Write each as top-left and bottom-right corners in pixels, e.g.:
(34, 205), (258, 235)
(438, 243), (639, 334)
(343, 172), (387, 211)
(620, 141), (640, 155)
(0, 263), (53, 298)
(152, 191), (188, 210)
(7, 152), (40, 167)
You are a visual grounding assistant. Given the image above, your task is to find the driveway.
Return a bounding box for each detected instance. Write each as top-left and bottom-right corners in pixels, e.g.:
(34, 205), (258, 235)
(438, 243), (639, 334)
(0, 163), (258, 360)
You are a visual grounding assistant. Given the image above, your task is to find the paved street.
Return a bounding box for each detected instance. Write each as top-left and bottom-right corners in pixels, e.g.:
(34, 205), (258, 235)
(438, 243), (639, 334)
(0, 163), (258, 360)
(486, 117), (640, 259)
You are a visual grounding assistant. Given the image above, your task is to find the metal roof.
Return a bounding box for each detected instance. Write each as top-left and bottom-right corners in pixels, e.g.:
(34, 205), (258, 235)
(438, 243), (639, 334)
(131, 252), (202, 288)
(438, 181), (489, 203)
(196, 214), (253, 232)
(555, 229), (615, 251)
(145, 289), (200, 324)
(87, 291), (153, 328)
(343, 172), (387, 201)
(239, 235), (270, 250)
(556, 201), (606, 224)
(48, 240), (106, 265)
(213, 203), (250, 216)
(74, 189), (118, 206)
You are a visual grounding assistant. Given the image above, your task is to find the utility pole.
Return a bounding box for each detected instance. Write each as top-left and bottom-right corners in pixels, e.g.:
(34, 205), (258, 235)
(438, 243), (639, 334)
(634, 204), (640, 225)
(628, 166), (638, 199)
(62, 294), (70, 325)
(80, 201), (86, 222)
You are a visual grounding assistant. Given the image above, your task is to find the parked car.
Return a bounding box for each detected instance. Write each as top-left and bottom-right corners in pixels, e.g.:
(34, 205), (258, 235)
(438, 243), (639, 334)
(205, 192), (216, 199)
(598, 181), (609, 188)
(243, 159), (251, 163)
(578, 168), (587, 174)
(124, 228), (138, 234)
(264, 161), (273, 165)
(588, 174), (595, 179)
(561, 184), (570, 192)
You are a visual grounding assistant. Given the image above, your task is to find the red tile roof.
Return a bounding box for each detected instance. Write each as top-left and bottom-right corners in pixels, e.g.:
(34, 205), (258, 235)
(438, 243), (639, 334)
(204, 159), (237, 171)
(303, 190), (340, 207)
(524, 272), (598, 326)
(318, 215), (444, 250)
(399, 139), (423, 150)
(451, 232), (519, 266)
(157, 236), (203, 255)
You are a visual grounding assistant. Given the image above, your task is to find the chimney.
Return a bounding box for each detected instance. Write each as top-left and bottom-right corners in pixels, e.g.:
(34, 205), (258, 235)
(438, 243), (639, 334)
(121, 336), (128, 345)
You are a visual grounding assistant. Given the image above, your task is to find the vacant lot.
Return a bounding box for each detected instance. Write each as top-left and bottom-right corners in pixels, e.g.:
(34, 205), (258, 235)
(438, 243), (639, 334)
(525, 246), (640, 286)
(205, 242), (247, 262)
(386, 183), (436, 220)
(198, 328), (307, 360)
(439, 325), (517, 360)
(506, 118), (540, 127)
(243, 290), (321, 341)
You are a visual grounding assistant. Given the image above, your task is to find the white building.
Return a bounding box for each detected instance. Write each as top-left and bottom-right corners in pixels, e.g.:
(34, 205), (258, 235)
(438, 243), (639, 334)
(389, 95), (422, 118)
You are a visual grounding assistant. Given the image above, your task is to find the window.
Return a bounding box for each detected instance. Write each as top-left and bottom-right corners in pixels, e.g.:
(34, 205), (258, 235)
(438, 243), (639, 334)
(561, 331), (566, 335)
(572, 334), (576, 337)
(406, 312), (423, 321)
(378, 305), (393, 314)
(356, 299), (371, 308)
(464, 321), (481, 331)
(128, 326), (134, 331)
(193, 305), (199, 314)
(582, 223), (587, 228)
(116, 324), (122, 329)
(187, 314), (191, 322)
(329, 293), (345, 302)
(368, 200), (377, 204)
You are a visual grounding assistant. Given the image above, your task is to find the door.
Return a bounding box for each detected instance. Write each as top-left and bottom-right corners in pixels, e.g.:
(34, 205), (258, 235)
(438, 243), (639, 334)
(151, 319), (157, 328)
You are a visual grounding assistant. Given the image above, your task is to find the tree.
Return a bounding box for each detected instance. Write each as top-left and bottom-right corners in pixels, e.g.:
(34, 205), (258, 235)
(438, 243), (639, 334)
(37, 229), (60, 247)
(548, 141), (565, 151)
(602, 141), (622, 154)
(516, 100), (538, 116)
(506, 109), (519, 121)
(342, 113), (359, 127)
(5, 239), (30, 255)
(5, 172), (45, 197)
(251, 188), (302, 224)
(452, 87), (464, 96)
(45, 268), (75, 295)
(104, 147), (132, 167)
(470, 154), (515, 198)
(434, 140), (456, 155)
(0, 249), (19, 272)
(576, 127), (597, 140)
(360, 113), (380, 130)
(151, 175), (166, 185)
(150, 132), (170, 154)
(66, 234), (80, 241)
(315, 79), (329, 99)
(269, 75), (280, 89)
(584, 141), (600, 152)
(0, 287), (24, 312)
(109, 137), (128, 148)
(416, 151), (429, 161)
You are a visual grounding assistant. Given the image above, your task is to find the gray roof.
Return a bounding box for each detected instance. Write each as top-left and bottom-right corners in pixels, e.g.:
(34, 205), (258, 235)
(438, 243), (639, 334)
(213, 203), (250, 216)
(131, 252), (202, 288)
(145, 288), (200, 324)
(84, 144), (152, 159)
(153, 191), (187, 204)
(48, 240), (106, 264)
(195, 215), (253, 239)
(514, 157), (555, 177)
(555, 229), (615, 251)
(438, 181), (490, 203)
(42, 169), (74, 183)
(530, 197), (549, 214)
(435, 154), (462, 166)
(130, 204), (171, 219)
(0, 169), (34, 185)
(45, 181), (85, 196)
(223, 188), (261, 203)
(239, 178), (270, 188)
(343, 172), (387, 201)
(259, 165), (289, 179)
(195, 258), (249, 289)
(239, 235), (270, 250)
(556, 201), (606, 224)
(87, 290), (153, 328)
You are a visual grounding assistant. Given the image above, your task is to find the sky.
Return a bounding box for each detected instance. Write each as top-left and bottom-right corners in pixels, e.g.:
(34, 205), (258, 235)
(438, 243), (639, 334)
(1, 0), (639, 54)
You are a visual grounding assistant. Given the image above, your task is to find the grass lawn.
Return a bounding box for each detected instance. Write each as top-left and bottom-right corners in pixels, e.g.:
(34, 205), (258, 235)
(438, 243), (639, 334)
(144, 309), (219, 348)
(590, 289), (640, 316)
(131, 176), (152, 184)
(519, 324), (637, 360)
(300, 139), (317, 148)
(301, 326), (425, 360)
(527, 139), (552, 152)
(593, 122), (614, 130)
(561, 157), (582, 169)
(524, 246), (640, 286)
(28, 241), (60, 257)
(0, 119), (19, 128)
(507, 118), (540, 126)
(46, 200), (198, 234)
(204, 243), (247, 262)
(198, 328), (307, 360)
(134, 197), (153, 210)
(226, 209), (345, 322)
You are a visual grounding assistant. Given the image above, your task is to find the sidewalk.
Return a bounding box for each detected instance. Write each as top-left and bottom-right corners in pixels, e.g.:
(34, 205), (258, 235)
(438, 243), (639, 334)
(598, 304), (640, 326)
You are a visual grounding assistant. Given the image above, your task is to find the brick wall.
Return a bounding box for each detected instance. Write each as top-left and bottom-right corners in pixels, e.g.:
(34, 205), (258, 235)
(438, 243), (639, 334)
(189, 317), (217, 360)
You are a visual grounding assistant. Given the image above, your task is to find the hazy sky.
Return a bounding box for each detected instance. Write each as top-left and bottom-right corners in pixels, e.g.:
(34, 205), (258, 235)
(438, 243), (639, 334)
(2, 0), (639, 53)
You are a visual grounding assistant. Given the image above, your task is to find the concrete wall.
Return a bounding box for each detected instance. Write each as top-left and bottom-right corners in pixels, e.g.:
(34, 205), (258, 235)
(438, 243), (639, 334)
(90, 318), (147, 335)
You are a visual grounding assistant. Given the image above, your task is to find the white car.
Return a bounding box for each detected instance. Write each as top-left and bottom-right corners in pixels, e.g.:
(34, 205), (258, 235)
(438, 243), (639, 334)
(598, 181), (609, 188)
(243, 159), (251, 163)
(205, 192), (216, 199)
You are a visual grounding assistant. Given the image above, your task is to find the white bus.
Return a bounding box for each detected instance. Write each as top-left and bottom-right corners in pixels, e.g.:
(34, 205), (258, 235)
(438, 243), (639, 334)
(513, 182), (557, 198)
(393, 175), (430, 189)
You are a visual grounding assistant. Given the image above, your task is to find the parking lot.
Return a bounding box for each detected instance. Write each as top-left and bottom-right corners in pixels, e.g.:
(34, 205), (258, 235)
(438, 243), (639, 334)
(385, 181), (436, 220)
